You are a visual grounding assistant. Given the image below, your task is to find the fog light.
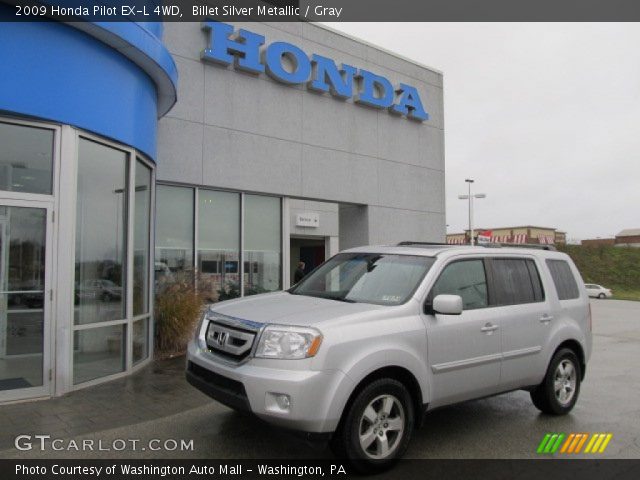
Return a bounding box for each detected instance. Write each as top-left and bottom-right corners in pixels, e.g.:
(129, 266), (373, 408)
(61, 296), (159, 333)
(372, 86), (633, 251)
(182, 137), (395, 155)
(276, 394), (290, 410)
(266, 392), (292, 413)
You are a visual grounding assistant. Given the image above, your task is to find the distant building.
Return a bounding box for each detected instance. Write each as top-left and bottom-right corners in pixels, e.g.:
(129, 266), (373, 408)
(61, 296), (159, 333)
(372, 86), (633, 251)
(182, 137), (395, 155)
(447, 226), (566, 245)
(581, 238), (615, 247)
(615, 229), (640, 247)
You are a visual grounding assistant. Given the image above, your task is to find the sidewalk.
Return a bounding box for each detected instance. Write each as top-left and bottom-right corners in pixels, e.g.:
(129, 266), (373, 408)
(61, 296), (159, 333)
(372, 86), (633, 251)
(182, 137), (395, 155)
(0, 357), (207, 452)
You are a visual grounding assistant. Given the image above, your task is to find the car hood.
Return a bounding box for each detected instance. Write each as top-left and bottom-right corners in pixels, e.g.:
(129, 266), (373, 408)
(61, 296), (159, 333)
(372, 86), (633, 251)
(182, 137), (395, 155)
(207, 291), (386, 327)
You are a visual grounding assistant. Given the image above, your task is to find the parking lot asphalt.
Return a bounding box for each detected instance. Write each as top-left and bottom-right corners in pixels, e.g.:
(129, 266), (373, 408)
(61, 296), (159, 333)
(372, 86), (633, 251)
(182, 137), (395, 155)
(2, 299), (639, 460)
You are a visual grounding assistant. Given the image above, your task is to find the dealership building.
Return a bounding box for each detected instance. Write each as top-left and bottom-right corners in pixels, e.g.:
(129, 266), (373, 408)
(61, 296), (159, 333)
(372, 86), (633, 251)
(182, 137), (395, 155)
(0, 16), (445, 402)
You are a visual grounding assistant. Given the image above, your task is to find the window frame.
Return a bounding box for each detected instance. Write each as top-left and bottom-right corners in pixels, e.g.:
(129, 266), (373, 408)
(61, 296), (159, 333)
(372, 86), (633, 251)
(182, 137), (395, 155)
(70, 131), (155, 388)
(425, 257), (492, 313)
(0, 117), (60, 203)
(156, 182), (285, 300)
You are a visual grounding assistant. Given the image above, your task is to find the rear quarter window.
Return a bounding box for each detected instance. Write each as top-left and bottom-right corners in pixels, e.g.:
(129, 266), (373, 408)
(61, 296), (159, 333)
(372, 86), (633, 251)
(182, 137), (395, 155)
(545, 259), (580, 300)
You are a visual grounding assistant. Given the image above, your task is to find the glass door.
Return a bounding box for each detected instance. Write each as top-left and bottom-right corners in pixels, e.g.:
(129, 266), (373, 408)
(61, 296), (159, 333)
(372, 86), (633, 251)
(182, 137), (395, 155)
(0, 202), (51, 401)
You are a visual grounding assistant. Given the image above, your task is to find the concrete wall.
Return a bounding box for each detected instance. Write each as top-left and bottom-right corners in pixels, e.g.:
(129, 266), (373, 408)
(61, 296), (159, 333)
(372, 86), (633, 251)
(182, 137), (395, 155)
(158, 22), (445, 247)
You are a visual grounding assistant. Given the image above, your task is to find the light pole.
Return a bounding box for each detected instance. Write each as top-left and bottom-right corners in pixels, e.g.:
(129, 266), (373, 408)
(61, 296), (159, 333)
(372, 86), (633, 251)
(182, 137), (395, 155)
(458, 179), (486, 246)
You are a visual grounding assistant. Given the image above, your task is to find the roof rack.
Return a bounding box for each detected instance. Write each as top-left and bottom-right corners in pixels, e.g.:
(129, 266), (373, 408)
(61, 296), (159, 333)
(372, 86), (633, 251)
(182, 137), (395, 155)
(397, 241), (556, 251)
(492, 243), (557, 251)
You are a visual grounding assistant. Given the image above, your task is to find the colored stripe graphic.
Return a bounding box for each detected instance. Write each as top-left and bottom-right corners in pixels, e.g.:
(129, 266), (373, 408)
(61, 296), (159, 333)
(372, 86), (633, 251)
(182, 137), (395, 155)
(539, 433), (613, 454)
(537, 433), (565, 453)
(537, 434), (552, 453)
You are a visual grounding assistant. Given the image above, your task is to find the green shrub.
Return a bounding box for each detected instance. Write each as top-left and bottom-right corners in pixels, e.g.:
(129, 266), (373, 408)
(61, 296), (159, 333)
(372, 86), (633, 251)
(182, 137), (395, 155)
(155, 271), (205, 356)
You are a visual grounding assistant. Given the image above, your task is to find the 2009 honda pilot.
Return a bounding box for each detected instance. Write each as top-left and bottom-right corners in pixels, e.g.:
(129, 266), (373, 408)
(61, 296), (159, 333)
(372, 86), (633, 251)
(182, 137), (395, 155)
(186, 243), (591, 470)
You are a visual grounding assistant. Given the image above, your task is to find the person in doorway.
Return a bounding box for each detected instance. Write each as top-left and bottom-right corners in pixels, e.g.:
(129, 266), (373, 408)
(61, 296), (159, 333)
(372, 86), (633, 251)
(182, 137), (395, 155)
(294, 261), (306, 284)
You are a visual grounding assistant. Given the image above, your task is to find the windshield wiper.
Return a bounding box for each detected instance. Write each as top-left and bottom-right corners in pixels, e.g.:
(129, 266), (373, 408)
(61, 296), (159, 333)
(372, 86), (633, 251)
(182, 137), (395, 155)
(291, 292), (357, 303)
(324, 295), (357, 303)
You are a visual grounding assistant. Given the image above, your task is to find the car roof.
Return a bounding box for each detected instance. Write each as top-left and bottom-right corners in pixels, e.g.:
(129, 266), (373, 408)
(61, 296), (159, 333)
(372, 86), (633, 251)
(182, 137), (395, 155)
(341, 243), (567, 260)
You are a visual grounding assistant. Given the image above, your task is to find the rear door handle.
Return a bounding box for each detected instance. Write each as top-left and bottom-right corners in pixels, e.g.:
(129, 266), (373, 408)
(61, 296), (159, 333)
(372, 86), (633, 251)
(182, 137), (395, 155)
(540, 314), (554, 324)
(481, 323), (499, 333)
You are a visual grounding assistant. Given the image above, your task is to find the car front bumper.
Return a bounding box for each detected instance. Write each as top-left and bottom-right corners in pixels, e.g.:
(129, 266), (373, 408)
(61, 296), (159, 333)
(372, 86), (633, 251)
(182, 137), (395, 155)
(186, 340), (351, 433)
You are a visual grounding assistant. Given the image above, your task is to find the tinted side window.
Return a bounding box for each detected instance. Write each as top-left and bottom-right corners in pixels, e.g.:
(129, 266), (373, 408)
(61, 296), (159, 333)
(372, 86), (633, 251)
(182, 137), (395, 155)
(431, 260), (488, 310)
(490, 258), (543, 306)
(546, 259), (580, 300)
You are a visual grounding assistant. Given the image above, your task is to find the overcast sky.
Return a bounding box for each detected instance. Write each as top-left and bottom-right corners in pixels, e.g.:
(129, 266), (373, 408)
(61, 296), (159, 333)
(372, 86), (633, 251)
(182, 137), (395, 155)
(326, 23), (640, 241)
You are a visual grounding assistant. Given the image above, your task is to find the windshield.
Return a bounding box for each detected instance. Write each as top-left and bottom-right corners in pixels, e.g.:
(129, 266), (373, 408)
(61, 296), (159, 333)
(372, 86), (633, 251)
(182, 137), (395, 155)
(290, 253), (435, 305)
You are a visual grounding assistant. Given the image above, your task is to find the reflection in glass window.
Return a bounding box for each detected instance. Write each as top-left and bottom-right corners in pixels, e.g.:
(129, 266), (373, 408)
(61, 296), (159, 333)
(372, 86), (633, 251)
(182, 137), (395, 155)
(432, 260), (488, 310)
(133, 160), (151, 315)
(291, 253), (434, 305)
(0, 207), (47, 390)
(198, 190), (240, 302)
(546, 259), (580, 300)
(0, 122), (54, 195)
(73, 325), (126, 384)
(74, 139), (127, 325)
(132, 318), (149, 365)
(155, 186), (194, 290)
(244, 195), (281, 296)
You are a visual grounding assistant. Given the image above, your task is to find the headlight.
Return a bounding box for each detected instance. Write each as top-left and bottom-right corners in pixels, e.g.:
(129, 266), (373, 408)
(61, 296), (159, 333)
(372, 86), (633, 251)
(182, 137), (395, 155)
(255, 325), (323, 359)
(195, 309), (210, 340)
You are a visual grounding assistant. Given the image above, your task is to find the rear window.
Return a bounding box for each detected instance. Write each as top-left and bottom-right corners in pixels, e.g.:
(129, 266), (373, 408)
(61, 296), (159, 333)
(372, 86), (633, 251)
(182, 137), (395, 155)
(490, 258), (545, 306)
(546, 259), (580, 300)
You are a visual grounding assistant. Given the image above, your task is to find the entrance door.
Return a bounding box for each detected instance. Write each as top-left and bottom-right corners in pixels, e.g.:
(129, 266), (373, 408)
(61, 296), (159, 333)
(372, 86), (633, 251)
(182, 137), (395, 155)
(290, 237), (326, 285)
(0, 202), (52, 401)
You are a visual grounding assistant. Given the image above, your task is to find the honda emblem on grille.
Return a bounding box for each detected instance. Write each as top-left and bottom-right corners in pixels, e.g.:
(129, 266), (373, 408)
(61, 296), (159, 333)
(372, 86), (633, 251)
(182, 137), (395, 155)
(216, 331), (228, 347)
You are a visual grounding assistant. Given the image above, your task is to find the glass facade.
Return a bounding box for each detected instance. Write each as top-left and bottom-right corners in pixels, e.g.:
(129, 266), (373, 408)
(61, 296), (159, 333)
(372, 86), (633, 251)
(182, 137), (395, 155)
(155, 185), (194, 288)
(0, 206), (47, 390)
(155, 185), (282, 302)
(133, 160), (152, 316)
(0, 121), (54, 195)
(72, 137), (154, 384)
(198, 190), (241, 302)
(1, 118), (287, 399)
(73, 324), (126, 384)
(244, 195), (282, 296)
(74, 139), (128, 325)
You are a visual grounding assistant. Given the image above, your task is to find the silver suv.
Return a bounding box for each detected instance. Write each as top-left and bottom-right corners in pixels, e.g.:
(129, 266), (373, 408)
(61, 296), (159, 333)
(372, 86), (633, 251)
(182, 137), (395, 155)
(186, 244), (592, 470)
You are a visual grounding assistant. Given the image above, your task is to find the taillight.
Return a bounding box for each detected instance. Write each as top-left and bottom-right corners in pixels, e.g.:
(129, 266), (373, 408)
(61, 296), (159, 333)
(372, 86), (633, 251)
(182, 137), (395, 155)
(588, 304), (592, 332)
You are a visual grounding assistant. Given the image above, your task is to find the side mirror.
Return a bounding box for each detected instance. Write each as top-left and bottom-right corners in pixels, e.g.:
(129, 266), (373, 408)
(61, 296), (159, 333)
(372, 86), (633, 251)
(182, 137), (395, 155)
(432, 294), (463, 315)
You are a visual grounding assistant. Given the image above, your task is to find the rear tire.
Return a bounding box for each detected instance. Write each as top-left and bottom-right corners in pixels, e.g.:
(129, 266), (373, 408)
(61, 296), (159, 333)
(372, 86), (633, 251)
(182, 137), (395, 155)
(331, 378), (414, 473)
(531, 348), (581, 415)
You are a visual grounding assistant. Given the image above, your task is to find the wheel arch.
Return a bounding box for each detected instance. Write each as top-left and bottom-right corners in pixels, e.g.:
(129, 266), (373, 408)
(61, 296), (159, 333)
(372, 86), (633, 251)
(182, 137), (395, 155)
(554, 339), (586, 380)
(335, 365), (426, 433)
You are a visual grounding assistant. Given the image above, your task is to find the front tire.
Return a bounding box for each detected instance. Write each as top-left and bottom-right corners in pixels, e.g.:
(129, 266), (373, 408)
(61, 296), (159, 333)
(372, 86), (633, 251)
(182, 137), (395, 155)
(531, 348), (581, 415)
(598, 293), (606, 299)
(331, 378), (414, 473)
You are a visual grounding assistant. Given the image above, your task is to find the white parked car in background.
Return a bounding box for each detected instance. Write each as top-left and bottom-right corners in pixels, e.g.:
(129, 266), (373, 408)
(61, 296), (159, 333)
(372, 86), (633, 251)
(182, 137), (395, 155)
(585, 284), (612, 299)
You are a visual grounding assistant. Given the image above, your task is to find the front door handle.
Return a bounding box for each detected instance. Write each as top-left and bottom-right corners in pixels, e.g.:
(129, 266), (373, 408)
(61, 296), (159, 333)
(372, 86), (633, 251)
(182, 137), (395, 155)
(539, 314), (554, 324)
(481, 323), (499, 333)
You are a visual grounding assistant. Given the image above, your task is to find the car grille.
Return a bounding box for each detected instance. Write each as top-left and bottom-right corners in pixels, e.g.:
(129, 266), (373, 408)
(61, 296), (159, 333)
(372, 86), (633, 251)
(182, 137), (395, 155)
(204, 314), (262, 363)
